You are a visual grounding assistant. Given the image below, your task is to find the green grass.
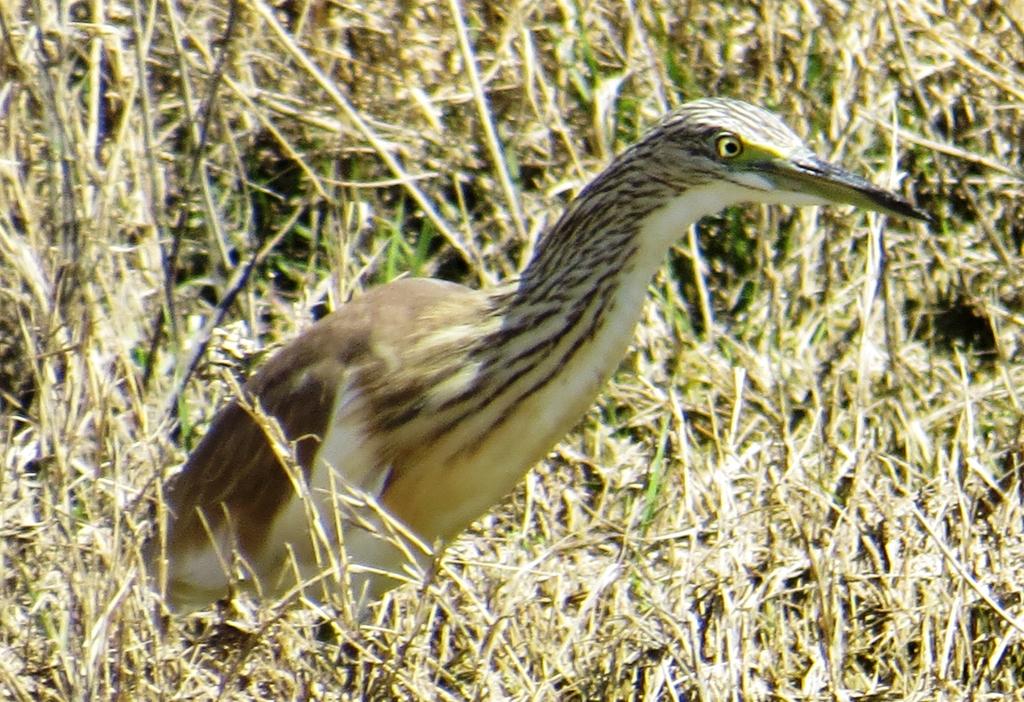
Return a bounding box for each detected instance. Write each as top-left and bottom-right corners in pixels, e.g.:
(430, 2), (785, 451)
(2, 0), (1024, 699)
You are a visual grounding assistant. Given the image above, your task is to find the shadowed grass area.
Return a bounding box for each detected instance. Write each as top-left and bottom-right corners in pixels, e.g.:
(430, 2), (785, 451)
(2, 0), (1023, 698)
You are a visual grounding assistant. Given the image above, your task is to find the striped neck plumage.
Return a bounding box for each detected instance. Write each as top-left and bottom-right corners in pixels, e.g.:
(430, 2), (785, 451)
(470, 157), (701, 377)
(515, 155), (680, 309)
(416, 156), (761, 477)
(508, 145), (751, 315)
(478, 155), (762, 385)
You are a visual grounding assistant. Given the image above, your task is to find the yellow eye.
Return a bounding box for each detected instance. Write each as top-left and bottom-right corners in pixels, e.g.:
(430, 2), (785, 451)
(715, 133), (743, 159)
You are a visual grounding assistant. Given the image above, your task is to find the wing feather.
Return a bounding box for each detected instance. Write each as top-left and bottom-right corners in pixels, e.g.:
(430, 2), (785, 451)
(161, 278), (487, 568)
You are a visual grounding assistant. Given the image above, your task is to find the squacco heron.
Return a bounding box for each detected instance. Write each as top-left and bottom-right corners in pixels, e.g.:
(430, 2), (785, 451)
(153, 98), (930, 612)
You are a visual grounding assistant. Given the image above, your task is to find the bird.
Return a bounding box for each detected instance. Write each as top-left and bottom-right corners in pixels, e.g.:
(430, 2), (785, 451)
(151, 97), (931, 614)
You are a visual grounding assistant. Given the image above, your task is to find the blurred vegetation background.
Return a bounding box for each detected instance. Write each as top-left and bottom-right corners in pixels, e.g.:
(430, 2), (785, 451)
(1, 0), (1023, 698)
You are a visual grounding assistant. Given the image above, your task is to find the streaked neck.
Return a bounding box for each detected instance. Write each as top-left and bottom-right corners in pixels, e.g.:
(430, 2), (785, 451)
(509, 178), (757, 329)
(464, 180), (754, 438)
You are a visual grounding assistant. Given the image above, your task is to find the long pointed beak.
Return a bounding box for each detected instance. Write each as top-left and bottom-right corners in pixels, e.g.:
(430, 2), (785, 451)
(760, 154), (933, 223)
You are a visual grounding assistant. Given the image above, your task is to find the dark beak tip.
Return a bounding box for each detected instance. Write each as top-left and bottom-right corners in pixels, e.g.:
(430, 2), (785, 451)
(782, 155), (934, 226)
(906, 204), (936, 225)
(874, 189), (933, 225)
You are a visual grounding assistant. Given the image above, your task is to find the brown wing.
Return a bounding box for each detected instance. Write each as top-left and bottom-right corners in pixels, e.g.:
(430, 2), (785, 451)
(160, 277), (483, 561)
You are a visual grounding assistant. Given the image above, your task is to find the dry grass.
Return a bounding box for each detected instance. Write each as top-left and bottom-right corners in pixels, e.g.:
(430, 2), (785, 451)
(2, 0), (1024, 698)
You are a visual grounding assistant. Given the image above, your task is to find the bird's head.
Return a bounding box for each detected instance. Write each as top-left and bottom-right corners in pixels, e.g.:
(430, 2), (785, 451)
(647, 97), (932, 222)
